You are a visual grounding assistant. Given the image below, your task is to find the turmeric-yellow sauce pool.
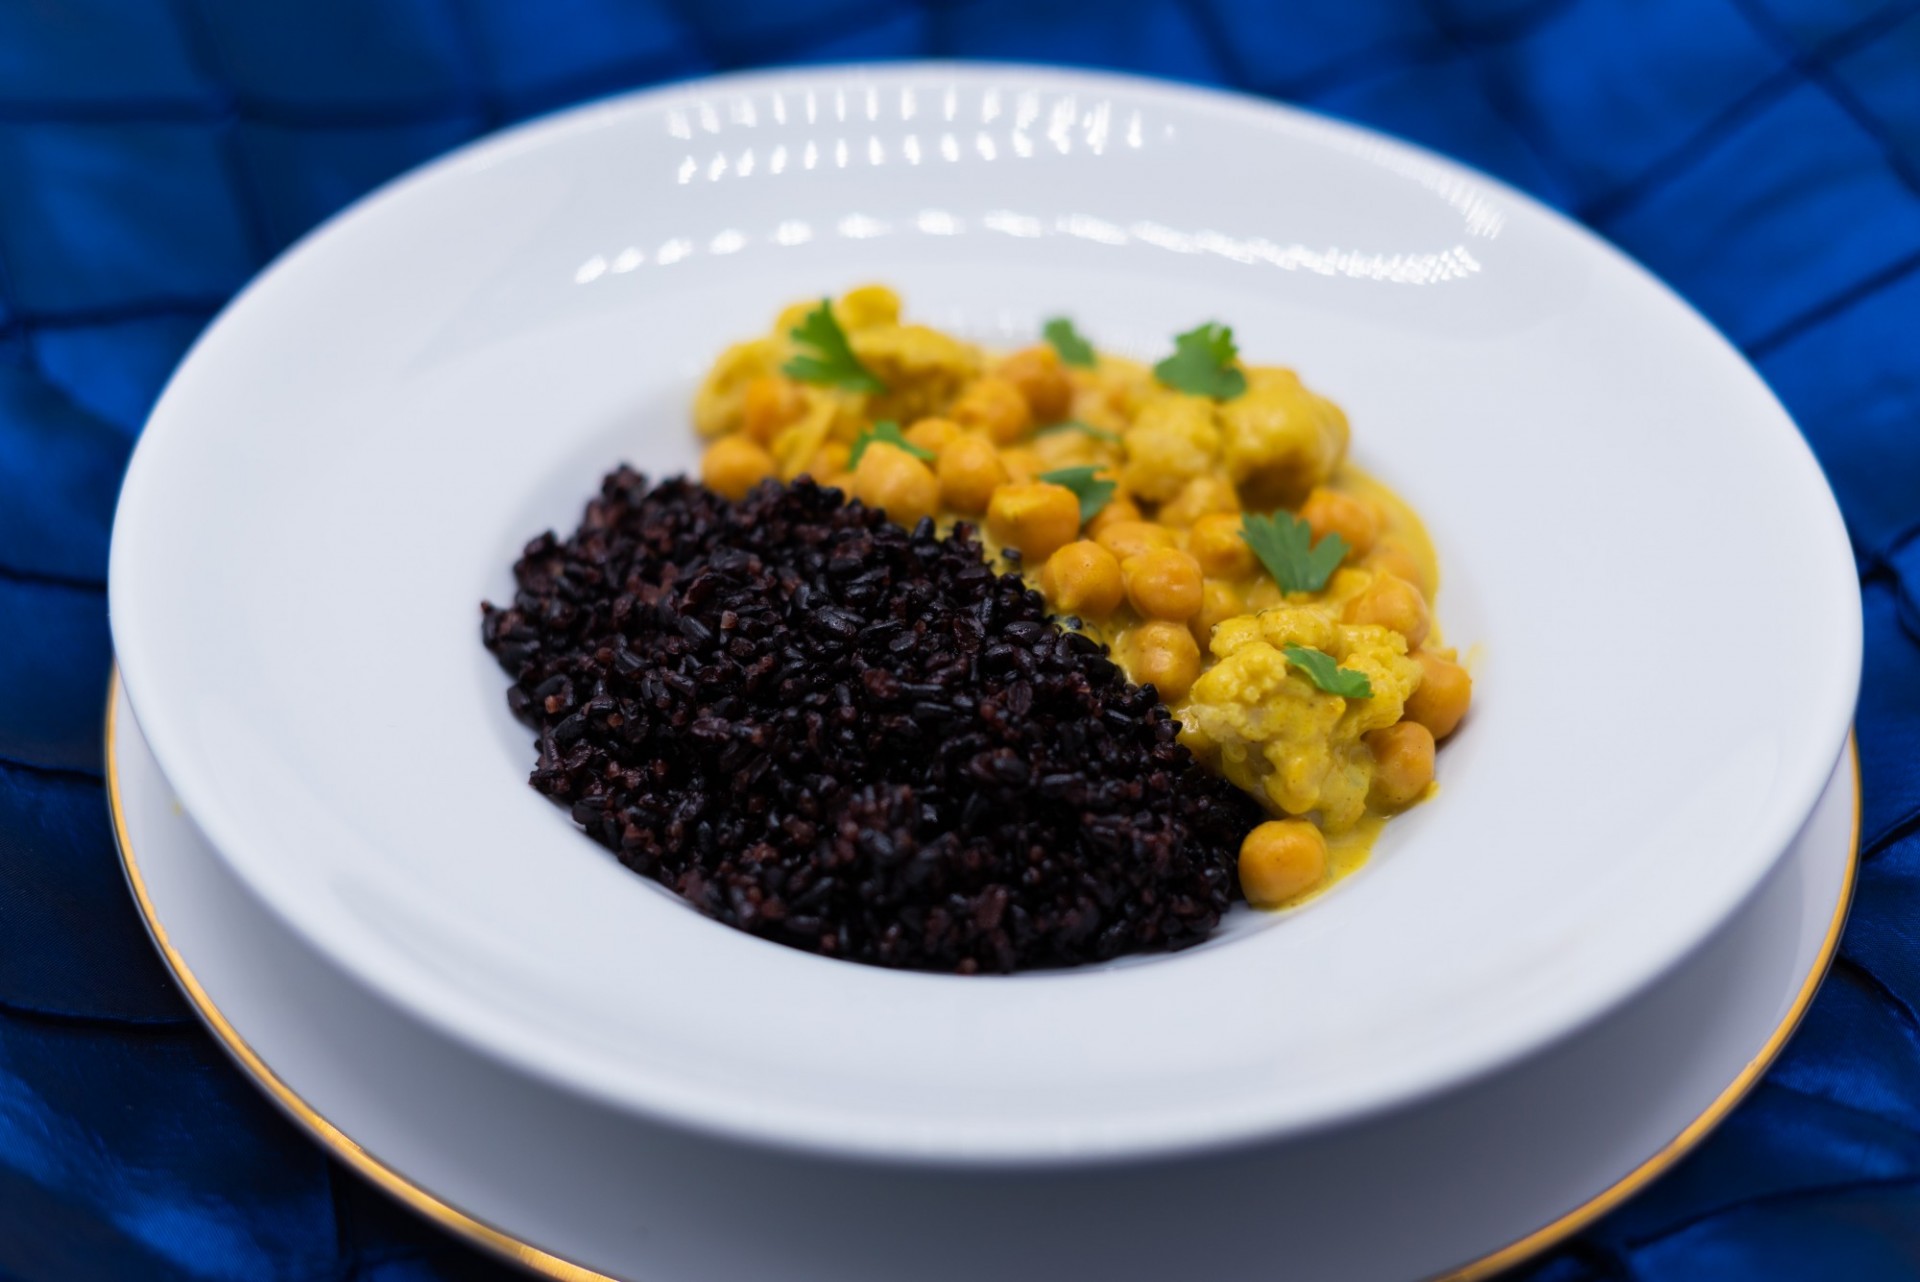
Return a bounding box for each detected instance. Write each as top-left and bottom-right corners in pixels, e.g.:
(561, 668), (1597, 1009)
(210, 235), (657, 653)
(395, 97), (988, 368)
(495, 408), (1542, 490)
(693, 286), (1472, 909)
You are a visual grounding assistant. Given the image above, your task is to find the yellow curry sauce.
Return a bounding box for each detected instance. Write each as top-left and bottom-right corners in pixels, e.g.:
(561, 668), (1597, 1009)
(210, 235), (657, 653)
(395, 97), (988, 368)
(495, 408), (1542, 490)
(693, 286), (1471, 909)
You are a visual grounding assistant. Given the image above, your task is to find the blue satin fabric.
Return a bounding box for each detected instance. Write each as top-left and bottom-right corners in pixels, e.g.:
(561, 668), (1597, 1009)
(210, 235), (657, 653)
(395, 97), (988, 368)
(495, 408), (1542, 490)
(1, 1), (1917, 1277)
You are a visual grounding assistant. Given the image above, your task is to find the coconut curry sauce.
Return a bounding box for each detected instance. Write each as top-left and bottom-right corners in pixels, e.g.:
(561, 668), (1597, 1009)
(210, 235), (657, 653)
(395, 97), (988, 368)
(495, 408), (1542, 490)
(694, 286), (1471, 908)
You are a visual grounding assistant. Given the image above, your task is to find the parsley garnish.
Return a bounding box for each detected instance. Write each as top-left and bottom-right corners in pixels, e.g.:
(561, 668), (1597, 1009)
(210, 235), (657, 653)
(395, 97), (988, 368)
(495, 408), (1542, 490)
(848, 420), (933, 468)
(1153, 322), (1247, 400)
(1035, 419), (1122, 445)
(783, 299), (886, 393)
(1283, 645), (1373, 699)
(1043, 317), (1097, 368)
(1037, 465), (1117, 523)
(1241, 511), (1347, 594)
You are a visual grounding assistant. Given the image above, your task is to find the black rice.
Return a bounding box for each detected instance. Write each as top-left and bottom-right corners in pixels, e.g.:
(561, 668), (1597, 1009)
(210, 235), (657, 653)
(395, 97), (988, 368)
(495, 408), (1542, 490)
(481, 470), (1260, 972)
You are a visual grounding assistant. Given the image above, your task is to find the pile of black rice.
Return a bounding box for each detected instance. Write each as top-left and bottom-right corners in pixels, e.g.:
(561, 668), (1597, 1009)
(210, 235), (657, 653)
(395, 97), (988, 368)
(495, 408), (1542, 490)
(481, 469), (1260, 973)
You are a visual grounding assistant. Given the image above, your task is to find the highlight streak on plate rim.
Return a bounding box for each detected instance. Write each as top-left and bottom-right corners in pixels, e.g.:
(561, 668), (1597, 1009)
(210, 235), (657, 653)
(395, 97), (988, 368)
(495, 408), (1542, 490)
(104, 673), (1861, 1282)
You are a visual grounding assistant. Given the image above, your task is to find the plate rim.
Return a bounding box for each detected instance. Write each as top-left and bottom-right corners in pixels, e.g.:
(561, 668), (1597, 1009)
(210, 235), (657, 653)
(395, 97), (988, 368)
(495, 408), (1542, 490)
(106, 60), (1865, 1162)
(104, 672), (1861, 1282)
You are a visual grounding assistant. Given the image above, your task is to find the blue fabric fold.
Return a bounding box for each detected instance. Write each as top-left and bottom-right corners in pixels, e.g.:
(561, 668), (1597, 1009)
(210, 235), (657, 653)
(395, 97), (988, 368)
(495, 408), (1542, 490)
(0, 581), (112, 774)
(2, 0), (1918, 1277)
(0, 762), (185, 1025)
(0, 365), (130, 585)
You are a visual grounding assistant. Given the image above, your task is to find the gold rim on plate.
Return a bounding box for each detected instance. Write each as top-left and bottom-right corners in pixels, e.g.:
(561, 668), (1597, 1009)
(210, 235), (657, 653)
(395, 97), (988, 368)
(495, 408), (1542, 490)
(104, 675), (1859, 1282)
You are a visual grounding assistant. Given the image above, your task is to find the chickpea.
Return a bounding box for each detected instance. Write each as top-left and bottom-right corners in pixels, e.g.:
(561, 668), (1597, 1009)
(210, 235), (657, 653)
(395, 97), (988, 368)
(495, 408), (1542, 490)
(1239, 820), (1329, 907)
(1405, 649), (1472, 740)
(1366, 721), (1435, 809)
(1300, 487), (1380, 561)
(1188, 512), (1257, 579)
(702, 435), (776, 500)
(951, 376), (1033, 445)
(1344, 572), (1431, 649)
(1121, 620), (1201, 702)
(937, 433), (1010, 515)
(1368, 539), (1432, 597)
(905, 416), (963, 456)
(1086, 493), (1143, 538)
(1094, 519), (1177, 564)
(741, 375), (806, 445)
(1191, 579), (1244, 649)
(1124, 547), (1204, 621)
(1040, 541), (1125, 618)
(853, 443), (940, 528)
(987, 481), (1082, 561)
(997, 345), (1075, 423)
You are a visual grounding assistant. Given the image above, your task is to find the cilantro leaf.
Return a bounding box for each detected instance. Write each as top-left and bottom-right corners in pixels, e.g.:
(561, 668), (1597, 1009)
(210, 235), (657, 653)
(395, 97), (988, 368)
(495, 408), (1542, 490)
(1034, 419), (1122, 445)
(848, 420), (933, 469)
(783, 299), (886, 393)
(1241, 511), (1348, 594)
(1037, 465), (1117, 524)
(1043, 317), (1097, 368)
(1283, 645), (1374, 699)
(1153, 322), (1248, 399)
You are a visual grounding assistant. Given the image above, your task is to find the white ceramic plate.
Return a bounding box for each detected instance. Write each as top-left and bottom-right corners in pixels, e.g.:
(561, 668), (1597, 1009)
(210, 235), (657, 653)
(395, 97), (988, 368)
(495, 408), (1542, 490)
(109, 64), (1861, 1162)
(109, 680), (1857, 1282)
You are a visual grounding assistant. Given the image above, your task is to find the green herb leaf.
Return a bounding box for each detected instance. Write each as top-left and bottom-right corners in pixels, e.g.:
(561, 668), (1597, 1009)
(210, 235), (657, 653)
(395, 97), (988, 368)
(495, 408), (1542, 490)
(1043, 317), (1097, 368)
(1241, 511), (1348, 594)
(1153, 322), (1248, 399)
(1034, 419), (1123, 445)
(848, 420), (933, 469)
(1037, 465), (1118, 524)
(783, 298), (887, 393)
(1283, 645), (1374, 699)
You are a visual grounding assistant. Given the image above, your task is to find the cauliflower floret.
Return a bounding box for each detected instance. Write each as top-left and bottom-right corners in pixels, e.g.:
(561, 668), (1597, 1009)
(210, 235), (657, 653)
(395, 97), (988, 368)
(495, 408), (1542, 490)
(1029, 423), (1121, 471)
(1183, 604), (1420, 830)
(1121, 393), (1220, 503)
(1326, 622), (1421, 736)
(737, 289), (968, 453)
(833, 283), (901, 331)
(1157, 474), (1241, 527)
(1211, 603), (1336, 657)
(1218, 367), (1349, 508)
(768, 396), (842, 481)
(1183, 638), (1356, 824)
(773, 284), (902, 336)
(692, 338), (780, 438)
(850, 324), (983, 426)
(1074, 354), (1156, 422)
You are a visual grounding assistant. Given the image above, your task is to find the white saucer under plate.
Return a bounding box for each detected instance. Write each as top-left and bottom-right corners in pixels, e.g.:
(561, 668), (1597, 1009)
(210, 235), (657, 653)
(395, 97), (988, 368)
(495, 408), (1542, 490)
(109, 675), (1857, 1282)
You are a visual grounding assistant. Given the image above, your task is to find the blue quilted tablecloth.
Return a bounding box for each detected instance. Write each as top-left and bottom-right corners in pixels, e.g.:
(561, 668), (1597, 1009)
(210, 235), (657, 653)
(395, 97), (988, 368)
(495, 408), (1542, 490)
(3, 2), (1919, 1278)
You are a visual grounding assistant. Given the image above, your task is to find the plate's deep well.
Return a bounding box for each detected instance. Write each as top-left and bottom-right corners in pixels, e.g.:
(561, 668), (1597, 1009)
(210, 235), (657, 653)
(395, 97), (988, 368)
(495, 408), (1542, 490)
(110, 65), (1860, 1161)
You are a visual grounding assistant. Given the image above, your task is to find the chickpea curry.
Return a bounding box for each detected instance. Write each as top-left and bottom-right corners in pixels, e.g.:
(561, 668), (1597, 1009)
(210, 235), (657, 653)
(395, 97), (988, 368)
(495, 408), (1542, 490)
(694, 286), (1471, 910)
